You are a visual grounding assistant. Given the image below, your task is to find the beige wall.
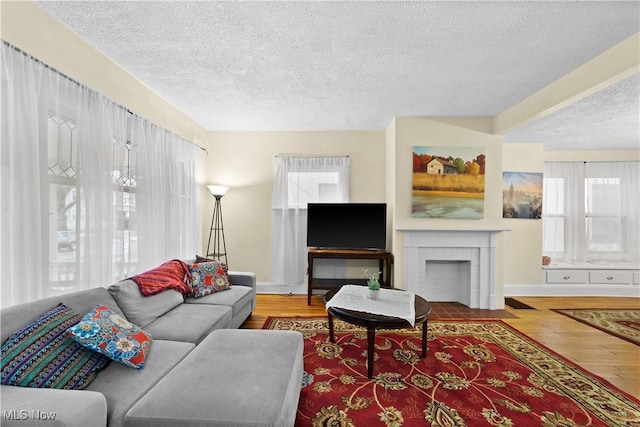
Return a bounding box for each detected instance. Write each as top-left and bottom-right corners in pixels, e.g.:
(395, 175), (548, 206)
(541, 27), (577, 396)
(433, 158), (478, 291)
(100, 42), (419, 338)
(202, 131), (386, 281)
(388, 117), (505, 291)
(502, 143), (545, 286)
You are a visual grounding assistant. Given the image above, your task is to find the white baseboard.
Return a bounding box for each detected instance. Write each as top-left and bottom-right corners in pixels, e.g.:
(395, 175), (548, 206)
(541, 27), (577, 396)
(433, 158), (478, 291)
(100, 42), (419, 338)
(504, 283), (640, 297)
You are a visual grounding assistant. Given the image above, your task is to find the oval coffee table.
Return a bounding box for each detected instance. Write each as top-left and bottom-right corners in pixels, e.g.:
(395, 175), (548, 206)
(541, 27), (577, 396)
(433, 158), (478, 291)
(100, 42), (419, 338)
(324, 288), (432, 378)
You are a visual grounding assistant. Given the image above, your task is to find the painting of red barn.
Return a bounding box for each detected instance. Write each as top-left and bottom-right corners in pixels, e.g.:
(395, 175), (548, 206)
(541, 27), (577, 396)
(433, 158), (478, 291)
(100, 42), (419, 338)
(412, 146), (485, 219)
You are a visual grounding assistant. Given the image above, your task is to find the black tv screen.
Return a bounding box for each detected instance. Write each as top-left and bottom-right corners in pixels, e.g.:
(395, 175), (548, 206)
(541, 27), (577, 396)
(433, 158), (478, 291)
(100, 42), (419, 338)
(306, 203), (387, 250)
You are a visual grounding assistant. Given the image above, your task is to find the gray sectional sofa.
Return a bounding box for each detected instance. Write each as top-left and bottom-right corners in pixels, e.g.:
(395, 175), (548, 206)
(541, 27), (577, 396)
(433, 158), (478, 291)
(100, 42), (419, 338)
(1, 271), (304, 427)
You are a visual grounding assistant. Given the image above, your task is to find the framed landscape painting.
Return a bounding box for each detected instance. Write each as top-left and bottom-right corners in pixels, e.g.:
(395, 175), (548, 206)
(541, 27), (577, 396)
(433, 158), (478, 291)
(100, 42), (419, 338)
(502, 172), (543, 219)
(412, 146), (485, 219)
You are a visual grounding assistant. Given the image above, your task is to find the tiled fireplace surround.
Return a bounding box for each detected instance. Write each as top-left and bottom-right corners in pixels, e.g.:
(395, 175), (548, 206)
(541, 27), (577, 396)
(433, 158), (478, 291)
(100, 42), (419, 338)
(403, 230), (504, 310)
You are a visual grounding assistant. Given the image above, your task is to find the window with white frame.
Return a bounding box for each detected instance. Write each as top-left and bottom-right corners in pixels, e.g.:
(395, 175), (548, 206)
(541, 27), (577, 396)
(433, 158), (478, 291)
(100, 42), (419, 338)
(585, 177), (622, 252)
(286, 171), (341, 208)
(542, 161), (639, 264)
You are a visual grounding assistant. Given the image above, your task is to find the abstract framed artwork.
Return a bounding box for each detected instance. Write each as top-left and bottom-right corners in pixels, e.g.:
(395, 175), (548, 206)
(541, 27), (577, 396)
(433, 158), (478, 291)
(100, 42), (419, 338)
(412, 146), (485, 219)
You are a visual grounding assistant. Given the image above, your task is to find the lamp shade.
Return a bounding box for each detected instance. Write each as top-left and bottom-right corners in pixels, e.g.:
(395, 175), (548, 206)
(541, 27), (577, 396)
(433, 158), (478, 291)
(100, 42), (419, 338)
(207, 185), (229, 196)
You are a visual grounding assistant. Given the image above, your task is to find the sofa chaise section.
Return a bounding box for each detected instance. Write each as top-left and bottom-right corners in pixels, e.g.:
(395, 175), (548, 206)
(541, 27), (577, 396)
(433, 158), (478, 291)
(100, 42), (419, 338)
(124, 329), (304, 427)
(86, 339), (195, 427)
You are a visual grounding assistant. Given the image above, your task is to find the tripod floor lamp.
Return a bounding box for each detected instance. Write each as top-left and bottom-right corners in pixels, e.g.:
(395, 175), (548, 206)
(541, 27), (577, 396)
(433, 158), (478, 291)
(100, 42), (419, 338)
(206, 185), (229, 266)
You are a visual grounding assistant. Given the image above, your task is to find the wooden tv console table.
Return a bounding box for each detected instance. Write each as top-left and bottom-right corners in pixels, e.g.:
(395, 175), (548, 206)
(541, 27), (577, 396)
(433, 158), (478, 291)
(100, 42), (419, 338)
(307, 248), (393, 305)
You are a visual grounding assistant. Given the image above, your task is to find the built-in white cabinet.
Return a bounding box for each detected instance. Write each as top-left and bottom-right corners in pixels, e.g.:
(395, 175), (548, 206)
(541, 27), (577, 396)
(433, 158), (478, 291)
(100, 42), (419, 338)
(544, 265), (639, 286)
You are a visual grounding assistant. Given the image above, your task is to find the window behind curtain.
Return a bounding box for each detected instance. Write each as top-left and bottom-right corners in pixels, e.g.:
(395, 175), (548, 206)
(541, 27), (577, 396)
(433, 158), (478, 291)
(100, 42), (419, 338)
(1, 42), (201, 307)
(47, 113), (138, 291)
(47, 113), (80, 288)
(542, 161), (639, 264)
(585, 177), (622, 252)
(271, 156), (350, 285)
(286, 172), (341, 208)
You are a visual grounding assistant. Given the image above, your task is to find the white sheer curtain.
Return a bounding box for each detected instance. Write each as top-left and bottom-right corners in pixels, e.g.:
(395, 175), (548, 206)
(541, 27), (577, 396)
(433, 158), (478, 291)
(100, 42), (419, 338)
(543, 161), (639, 263)
(543, 162), (584, 261)
(271, 156), (350, 285)
(1, 42), (201, 307)
(134, 118), (201, 271)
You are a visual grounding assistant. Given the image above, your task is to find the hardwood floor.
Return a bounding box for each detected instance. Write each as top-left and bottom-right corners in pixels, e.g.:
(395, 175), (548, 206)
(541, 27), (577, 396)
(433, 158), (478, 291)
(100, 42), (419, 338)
(241, 294), (640, 398)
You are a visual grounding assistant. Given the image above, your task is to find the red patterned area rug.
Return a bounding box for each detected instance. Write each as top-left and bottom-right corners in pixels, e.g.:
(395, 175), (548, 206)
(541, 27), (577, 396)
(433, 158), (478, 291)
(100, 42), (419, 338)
(551, 309), (640, 346)
(263, 317), (640, 427)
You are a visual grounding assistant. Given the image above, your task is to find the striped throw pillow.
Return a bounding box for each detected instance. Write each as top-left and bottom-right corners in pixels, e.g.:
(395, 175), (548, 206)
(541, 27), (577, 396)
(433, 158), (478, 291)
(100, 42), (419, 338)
(1, 303), (110, 389)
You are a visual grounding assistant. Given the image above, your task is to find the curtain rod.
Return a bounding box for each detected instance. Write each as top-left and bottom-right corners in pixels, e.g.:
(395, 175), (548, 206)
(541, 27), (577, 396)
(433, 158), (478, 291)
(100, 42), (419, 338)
(3, 40), (208, 155)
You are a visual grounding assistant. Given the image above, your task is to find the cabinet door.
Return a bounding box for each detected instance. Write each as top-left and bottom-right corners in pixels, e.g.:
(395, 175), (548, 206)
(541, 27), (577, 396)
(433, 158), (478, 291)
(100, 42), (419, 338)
(589, 271), (632, 284)
(546, 270), (588, 284)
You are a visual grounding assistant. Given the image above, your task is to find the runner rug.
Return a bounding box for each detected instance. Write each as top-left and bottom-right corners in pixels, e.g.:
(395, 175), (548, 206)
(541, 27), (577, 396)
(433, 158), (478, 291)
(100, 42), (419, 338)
(263, 317), (640, 427)
(551, 308), (640, 346)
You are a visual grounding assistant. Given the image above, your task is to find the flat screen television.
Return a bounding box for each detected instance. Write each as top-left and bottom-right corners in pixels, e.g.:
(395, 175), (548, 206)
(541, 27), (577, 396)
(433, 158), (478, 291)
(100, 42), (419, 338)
(306, 203), (387, 250)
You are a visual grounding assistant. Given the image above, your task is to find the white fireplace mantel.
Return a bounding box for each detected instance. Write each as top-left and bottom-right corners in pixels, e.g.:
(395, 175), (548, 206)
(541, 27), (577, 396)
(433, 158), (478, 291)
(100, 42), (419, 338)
(402, 229), (506, 310)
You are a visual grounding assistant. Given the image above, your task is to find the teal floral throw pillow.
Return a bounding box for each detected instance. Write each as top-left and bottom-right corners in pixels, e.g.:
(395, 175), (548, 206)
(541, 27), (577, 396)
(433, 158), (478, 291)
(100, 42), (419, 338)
(68, 305), (151, 369)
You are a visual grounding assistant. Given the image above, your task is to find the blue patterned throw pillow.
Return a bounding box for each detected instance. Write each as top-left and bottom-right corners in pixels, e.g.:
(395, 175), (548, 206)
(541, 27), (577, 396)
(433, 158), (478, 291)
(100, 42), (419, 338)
(1, 303), (110, 389)
(188, 261), (231, 298)
(68, 305), (152, 369)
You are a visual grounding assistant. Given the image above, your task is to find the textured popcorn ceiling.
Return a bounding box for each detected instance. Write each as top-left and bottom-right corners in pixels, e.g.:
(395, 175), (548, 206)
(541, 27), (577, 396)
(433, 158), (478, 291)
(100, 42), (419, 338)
(504, 73), (640, 151)
(36, 1), (640, 151)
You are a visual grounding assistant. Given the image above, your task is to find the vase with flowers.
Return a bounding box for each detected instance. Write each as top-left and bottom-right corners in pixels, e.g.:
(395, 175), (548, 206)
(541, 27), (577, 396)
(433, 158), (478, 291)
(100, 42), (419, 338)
(362, 269), (381, 300)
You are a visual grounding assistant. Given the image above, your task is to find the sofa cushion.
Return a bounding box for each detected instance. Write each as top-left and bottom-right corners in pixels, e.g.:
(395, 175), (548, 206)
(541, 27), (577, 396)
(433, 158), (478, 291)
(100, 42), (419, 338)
(1, 287), (124, 345)
(69, 305), (152, 369)
(187, 260), (231, 298)
(0, 385), (108, 427)
(1, 303), (110, 390)
(124, 329), (304, 427)
(184, 285), (252, 314)
(142, 304), (232, 344)
(87, 339), (194, 427)
(130, 259), (191, 297)
(108, 280), (183, 327)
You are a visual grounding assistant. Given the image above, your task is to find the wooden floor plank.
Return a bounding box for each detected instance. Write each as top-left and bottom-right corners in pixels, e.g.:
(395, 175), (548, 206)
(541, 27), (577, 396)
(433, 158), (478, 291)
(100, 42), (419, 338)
(241, 294), (640, 397)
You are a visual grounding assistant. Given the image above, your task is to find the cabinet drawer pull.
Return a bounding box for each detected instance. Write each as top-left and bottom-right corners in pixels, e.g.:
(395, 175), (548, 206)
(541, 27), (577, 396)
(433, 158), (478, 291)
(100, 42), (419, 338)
(606, 276), (614, 280)
(563, 275), (570, 280)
